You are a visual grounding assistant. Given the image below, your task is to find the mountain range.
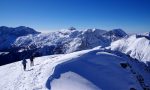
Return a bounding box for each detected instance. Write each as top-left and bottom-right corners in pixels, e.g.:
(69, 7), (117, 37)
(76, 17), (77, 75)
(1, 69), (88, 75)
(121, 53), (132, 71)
(0, 26), (127, 65)
(0, 26), (150, 90)
(0, 26), (150, 66)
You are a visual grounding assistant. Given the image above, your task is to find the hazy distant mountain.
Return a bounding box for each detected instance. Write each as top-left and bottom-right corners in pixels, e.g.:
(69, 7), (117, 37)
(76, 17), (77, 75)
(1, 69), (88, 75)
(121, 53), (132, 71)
(0, 26), (40, 50)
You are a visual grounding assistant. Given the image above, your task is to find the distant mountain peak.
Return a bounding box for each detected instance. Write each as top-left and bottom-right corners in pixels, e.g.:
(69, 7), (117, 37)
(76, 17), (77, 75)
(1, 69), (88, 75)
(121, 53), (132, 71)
(104, 29), (127, 37)
(68, 27), (76, 31)
(0, 26), (40, 36)
(142, 32), (150, 37)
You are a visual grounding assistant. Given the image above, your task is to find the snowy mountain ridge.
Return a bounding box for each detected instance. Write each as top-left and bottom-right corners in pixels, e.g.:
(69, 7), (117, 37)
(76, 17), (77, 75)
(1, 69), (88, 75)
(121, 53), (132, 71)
(1, 26), (150, 65)
(109, 34), (150, 64)
(13, 28), (127, 54)
(0, 26), (150, 90)
(0, 26), (128, 65)
(0, 27), (127, 52)
(0, 48), (149, 90)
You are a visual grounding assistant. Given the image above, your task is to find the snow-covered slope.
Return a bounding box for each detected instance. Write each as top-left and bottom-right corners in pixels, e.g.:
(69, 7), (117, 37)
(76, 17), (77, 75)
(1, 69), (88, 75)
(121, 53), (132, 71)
(13, 28), (127, 54)
(0, 48), (149, 90)
(109, 35), (150, 63)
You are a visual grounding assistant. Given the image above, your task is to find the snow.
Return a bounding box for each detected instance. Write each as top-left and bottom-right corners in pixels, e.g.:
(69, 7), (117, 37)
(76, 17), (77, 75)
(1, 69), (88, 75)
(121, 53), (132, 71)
(0, 52), (9, 55)
(0, 49), (89, 90)
(140, 32), (150, 37)
(109, 35), (150, 63)
(0, 48), (148, 90)
(0, 27), (128, 65)
(1, 26), (150, 90)
(51, 72), (100, 90)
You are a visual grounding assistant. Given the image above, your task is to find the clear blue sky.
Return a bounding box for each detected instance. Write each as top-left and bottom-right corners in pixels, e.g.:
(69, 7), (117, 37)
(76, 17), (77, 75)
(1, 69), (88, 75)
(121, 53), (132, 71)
(0, 0), (150, 33)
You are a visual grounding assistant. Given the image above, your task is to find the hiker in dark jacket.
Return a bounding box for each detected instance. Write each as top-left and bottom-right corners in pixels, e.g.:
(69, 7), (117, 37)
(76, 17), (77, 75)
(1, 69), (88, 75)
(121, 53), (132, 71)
(22, 58), (27, 71)
(30, 54), (35, 66)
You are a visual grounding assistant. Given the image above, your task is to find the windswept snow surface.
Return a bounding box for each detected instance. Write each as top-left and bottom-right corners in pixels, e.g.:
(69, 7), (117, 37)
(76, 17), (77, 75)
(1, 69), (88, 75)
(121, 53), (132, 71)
(110, 35), (150, 63)
(0, 48), (149, 90)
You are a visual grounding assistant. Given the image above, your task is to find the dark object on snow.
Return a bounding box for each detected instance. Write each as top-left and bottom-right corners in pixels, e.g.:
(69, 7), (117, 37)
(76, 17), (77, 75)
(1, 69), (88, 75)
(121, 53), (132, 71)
(30, 54), (35, 66)
(22, 58), (27, 71)
(136, 75), (144, 83)
(130, 87), (136, 90)
(120, 62), (128, 69)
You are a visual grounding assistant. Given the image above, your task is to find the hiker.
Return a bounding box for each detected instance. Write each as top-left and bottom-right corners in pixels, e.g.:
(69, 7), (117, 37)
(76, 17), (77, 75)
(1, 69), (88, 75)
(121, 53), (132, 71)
(22, 58), (27, 71)
(30, 54), (35, 66)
